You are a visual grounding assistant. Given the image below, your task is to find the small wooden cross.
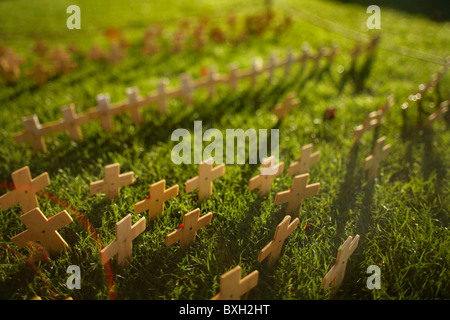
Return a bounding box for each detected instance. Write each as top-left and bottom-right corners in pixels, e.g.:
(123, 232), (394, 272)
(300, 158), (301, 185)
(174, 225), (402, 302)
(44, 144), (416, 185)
(250, 57), (263, 88)
(107, 43), (126, 65)
(27, 62), (52, 87)
(49, 47), (76, 74)
(96, 93), (115, 132)
(10, 208), (73, 254)
(272, 92), (300, 120)
(165, 208), (212, 249)
(180, 73), (194, 105)
(205, 67), (218, 99)
(274, 173), (320, 215)
(257, 215), (299, 266)
(267, 52), (277, 84)
(32, 40), (49, 57)
(249, 156), (284, 197)
(99, 214), (146, 267)
(322, 235), (360, 292)
(126, 86), (143, 124)
(425, 100), (449, 127)
(90, 163), (135, 200)
(14, 114), (47, 153)
(288, 143), (320, 176)
(284, 47), (294, 78)
(353, 115), (378, 142)
(227, 63), (239, 91)
(156, 78), (170, 113)
(0, 166), (50, 213)
(134, 180), (179, 221)
(211, 266), (259, 300)
(363, 136), (390, 180)
(185, 158), (225, 202)
(86, 44), (107, 62)
(61, 104), (89, 141)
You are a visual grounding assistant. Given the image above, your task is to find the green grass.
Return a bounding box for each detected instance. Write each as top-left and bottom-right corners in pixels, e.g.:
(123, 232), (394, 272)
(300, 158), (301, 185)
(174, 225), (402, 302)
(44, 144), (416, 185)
(0, 0), (449, 300)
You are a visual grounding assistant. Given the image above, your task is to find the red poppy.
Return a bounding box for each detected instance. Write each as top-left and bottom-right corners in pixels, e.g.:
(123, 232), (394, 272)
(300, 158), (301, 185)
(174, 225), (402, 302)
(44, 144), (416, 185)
(178, 223), (184, 229)
(146, 194), (151, 199)
(201, 67), (208, 77)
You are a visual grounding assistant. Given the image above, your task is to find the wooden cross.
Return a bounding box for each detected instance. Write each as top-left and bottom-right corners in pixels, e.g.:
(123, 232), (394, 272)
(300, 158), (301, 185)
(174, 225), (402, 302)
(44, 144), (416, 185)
(99, 214), (146, 267)
(61, 104), (89, 141)
(32, 40), (49, 57)
(257, 215), (299, 266)
(90, 163), (135, 200)
(86, 44), (107, 62)
(274, 173), (320, 215)
(180, 73), (194, 105)
(272, 92), (300, 120)
(205, 67), (218, 99)
(288, 143), (320, 176)
(363, 136), (390, 180)
(284, 47), (294, 78)
(27, 62), (52, 87)
(14, 114), (47, 153)
(322, 235), (360, 292)
(156, 78), (170, 113)
(249, 156), (284, 197)
(250, 57), (263, 88)
(353, 113), (379, 142)
(228, 63), (239, 91)
(211, 266), (259, 300)
(134, 180), (179, 221)
(107, 43), (126, 65)
(165, 208), (212, 249)
(267, 52), (277, 84)
(185, 158), (225, 202)
(0, 49), (23, 85)
(425, 100), (449, 127)
(10, 208), (73, 254)
(126, 86), (143, 124)
(0, 166), (50, 213)
(49, 47), (76, 74)
(96, 93), (115, 132)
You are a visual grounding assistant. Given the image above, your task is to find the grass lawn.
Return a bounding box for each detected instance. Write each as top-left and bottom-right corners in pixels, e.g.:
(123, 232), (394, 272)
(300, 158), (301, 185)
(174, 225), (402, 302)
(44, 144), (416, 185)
(0, 0), (449, 300)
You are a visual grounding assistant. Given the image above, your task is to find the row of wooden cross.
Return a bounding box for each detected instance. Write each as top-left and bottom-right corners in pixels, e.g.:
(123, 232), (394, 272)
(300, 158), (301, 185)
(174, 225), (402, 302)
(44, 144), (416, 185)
(1, 123), (392, 298)
(0, 9), (292, 87)
(12, 42), (345, 154)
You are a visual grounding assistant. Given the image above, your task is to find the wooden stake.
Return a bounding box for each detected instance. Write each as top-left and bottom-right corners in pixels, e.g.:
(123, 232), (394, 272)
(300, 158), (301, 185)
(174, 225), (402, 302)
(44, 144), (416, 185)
(90, 163), (135, 200)
(165, 208), (212, 249)
(249, 156), (284, 197)
(322, 235), (360, 292)
(134, 180), (179, 221)
(272, 92), (300, 120)
(363, 136), (390, 180)
(14, 115), (47, 153)
(11, 208), (72, 254)
(258, 215), (299, 266)
(274, 173), (320, 215)
(0, 166), (50, 213)
(288, 143), (320, 176)
(211, 266), (259, 300)
(61, 104), (89, 141)
(99, 214), (146, 267)
(185, 158), (225, 202)
(267, 52), (277, 84)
